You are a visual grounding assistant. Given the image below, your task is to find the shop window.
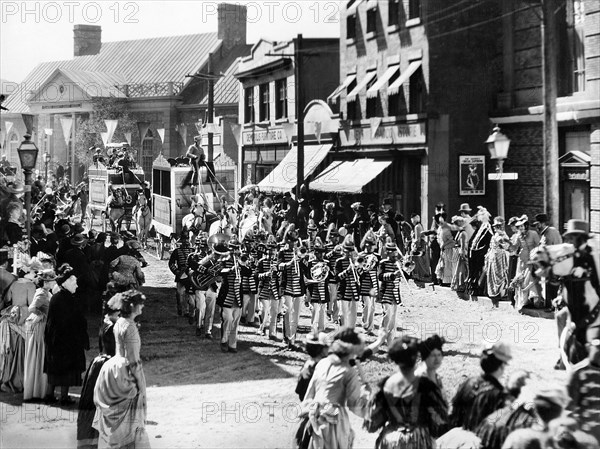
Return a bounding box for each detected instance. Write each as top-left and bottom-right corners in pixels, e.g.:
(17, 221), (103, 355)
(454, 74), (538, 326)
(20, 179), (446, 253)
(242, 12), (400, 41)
(347, 14), (357, 39)
(408, 0), (421, 19)
(244, 87), (255, 123)
(367, 7), (377, 33)
(259, 83), (270, 122)
(409, 68), (426, 114)
(388, 0), (399, 26)
(275, 78), (288, 119)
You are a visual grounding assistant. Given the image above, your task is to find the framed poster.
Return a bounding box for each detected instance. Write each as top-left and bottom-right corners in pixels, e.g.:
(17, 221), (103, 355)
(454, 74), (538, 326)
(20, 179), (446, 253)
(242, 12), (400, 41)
(459, 155), (485, 195)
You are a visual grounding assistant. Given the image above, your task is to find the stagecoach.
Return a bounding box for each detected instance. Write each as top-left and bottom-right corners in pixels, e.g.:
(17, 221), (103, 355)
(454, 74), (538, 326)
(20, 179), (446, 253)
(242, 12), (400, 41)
(88, 143), (145, 232)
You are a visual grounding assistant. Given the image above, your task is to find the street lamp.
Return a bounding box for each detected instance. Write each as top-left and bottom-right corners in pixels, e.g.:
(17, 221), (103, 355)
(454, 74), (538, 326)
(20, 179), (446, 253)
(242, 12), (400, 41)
(17, 133), (39, 253)
(43, 152), (51, 184)
(486, 125), (511, 218)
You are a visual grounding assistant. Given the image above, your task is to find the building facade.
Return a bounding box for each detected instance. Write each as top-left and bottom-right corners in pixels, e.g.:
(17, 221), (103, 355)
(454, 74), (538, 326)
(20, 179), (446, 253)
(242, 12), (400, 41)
(234, 38), (340, 190)
(331, 0), (504, 223)
(491, 0), (600, 235)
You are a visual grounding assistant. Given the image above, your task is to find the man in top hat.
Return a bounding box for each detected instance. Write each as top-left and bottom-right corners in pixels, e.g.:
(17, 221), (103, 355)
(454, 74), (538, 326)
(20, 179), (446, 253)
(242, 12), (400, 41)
(359, 230), (380, 335)
(168, 233), (194, 318)
(335, 235), (362, 328)
(305, 240), (331, 333)
(256, 235), (281, 340)
(377, 238), (403, 347)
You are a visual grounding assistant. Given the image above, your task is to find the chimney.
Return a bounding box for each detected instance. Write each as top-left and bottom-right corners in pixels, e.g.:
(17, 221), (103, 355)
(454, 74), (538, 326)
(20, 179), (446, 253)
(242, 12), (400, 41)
(218, 3), (247, 50)
(74, 24), (102, 57)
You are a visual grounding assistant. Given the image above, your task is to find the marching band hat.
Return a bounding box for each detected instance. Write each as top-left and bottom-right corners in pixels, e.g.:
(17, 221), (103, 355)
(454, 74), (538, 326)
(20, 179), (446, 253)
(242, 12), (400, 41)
(342, 235), (355, 251)
(362, 230), (376, 246)
(265, 235), (278, 248)
(307, 220), (318, 231)
(351, 201), (362, 210)
(514, 214), (529, 227)
(385, 237), (397, 252)
(563, 219), (590, 238)
(228, 236), (241, 249)
(314, 238), (327, 252)
(332, 244), (344, 255)
(458, 203), (472, 213)
(195, 234), (208, 245)
(70, 233), (88, 247)
(213, 242), (230, 256)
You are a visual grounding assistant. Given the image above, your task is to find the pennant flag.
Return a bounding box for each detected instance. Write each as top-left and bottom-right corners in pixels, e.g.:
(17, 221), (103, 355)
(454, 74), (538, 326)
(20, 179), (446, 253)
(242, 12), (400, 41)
(21, 114), (35, 135)
(44, 128), (53, 136)
(195, 120), (203, 134)
(59, 117), (73, 146)
(124, 132), (132, 145)
(314, 121), (322, 144)
(4, 121), (13, 139)
(157, 128), (165, 144)
(177, 123), (187, 146)
(100, 132), (109, 146)
(137, 122), (150, 145)
(104, 119), (118, 144)
(370, 117), (383, 139)
(0, 130), (6, 148)
(229, 123), (242, 147)
(282, 122), (296, 145)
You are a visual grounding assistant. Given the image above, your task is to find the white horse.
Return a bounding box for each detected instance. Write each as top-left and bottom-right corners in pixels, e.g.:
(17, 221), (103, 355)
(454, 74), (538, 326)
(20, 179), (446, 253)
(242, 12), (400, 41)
(239, 205), (259, 242)
(208, 204), (239, 237)
(258, 206), (274, 235)
(133, 194), (152, 248)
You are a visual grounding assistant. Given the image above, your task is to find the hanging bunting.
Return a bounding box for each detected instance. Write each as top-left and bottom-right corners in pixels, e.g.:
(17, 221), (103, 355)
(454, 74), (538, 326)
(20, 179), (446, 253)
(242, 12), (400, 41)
(369, 117), (383, 139)
(59, 117), (73, 146)
(124, 132), (132, 145)
(177, 123), (187, 146)
(157, 128), (165, 144)
(21, 114), (35, 135)
(0, 130), (6, 148)
(282, 122), (296, 145)
(100, 132), (109, 146)
(104, 119), (118, 144)
(137, 122), (150, 146)
(44, 128), (53, 136)
(4, 121), (13, 139)
(314, 121), (322, 144)
(229, 123), (242, 147)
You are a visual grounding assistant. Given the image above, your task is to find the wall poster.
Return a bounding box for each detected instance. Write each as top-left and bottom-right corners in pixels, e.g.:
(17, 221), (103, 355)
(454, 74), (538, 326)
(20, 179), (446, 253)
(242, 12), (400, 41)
(459, 155), (485, 196)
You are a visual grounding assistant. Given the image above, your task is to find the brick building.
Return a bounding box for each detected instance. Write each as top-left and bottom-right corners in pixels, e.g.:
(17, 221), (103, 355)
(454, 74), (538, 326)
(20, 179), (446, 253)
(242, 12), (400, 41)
(491, 0), (600, 235)
(234, 37), (339, 190)
(329, 0), (504, 223)
(0, 3), (250, 191)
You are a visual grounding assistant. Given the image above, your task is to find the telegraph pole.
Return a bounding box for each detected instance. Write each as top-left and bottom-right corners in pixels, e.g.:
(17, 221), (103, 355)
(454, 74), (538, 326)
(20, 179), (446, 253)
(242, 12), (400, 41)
(295, 34), (304, 201)
(208, 51), (214, 164)
(541, 0), (559, 222)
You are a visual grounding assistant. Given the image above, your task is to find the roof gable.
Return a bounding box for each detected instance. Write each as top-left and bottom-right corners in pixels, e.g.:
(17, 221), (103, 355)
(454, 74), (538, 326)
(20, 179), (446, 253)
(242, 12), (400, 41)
(559, 150), (591, 166)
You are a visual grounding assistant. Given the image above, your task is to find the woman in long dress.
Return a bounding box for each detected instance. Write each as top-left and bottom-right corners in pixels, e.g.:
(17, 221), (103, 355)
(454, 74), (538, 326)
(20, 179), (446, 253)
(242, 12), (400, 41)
(450, 216), (469, 294)
(484, 217), (511, 307)
(410, 214), (431, 285)
(93, 290), (149, 448)
(23, 269), (56, 401)
(297, 327), (371, 449)
(434, 213), (457, 286)
(367, 336), (448, 449)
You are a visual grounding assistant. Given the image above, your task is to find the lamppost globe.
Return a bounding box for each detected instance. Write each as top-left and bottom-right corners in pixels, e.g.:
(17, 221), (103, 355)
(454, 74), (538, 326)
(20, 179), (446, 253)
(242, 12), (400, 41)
(486, 125), (511, 160)
(17, 133), (39, 255)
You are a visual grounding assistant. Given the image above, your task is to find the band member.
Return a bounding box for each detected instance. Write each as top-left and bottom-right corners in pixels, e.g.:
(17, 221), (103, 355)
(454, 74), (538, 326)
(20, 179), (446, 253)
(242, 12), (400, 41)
(306, 241), (330, 333)
(217, 236), (250, 353)
(325, 243), (343, 323)
(278, 225), (307, 351)
(168, 233), (193, 318)
(359, 230), (380, 334)
(303, 220), (319, 251)
(240, 242), (258, 326)
(335, 235), (362, 328)
(256, 236), (281, 340)
(378, 238), (403, 347)
(187, 234), (209, 335)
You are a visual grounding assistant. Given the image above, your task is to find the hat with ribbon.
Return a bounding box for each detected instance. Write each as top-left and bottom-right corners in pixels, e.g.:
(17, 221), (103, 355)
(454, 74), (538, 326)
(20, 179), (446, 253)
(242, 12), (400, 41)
(563, 219), (590, 238)
(5, 180), (25, 194)
(507, 216), (519, 227)
(38, 269), (57, 282)
(484, 341), (512, 363)
(492, 217), (505, 227)
(351, 201), (362, 210)
(458, 203), (472, 213)
(228, 235), (241, 249)
(514, 214), (529, 227)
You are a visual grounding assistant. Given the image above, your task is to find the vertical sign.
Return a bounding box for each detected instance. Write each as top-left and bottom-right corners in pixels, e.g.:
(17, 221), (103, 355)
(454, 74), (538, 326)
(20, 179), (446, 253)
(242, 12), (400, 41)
(459, 155), (486, 196)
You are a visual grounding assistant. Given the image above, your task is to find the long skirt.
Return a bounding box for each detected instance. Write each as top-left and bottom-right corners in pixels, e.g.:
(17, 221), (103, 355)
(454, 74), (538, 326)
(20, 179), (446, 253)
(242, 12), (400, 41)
(436, 247), (458, 285)
(78, 355), (111, 449)
(0, 320), (25, 392)
(93, 355), (148, 448)
(299, 402), (354, 449)
(23, 317), (48, 400)
(376, 425), (435, 449)
(452, 256), (469, 293)
(484, 250), (509, 298)
(412, 249), (431, 284)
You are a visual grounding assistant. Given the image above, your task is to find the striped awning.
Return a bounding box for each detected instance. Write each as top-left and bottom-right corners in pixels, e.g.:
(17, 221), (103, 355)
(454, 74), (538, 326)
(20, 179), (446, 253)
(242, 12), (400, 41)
(366, 65), (400, 99)
(310, 159), (393, 193)
(388, 60), (422, 96)
(346, 71), (377, 102)
(327, 74), (357, 104)
(366, 0), (379, 9)
(258, 143), (332, 193)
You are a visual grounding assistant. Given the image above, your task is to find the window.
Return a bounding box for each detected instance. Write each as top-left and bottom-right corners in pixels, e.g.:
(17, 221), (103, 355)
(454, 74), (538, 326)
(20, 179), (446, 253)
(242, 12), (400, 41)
(244, 87), (255, 123)
(347, 14), (356, 39)
(409, 69), (426, 113)
(569, 0), (585, 92)
(367, 7), (377, 33)
(366, 76), (378, 118)
(408, 0), (421, 19)
(141, 129), (154, 178)
(259, 83), (270, 122)
(275, 78), (288, 119)
(387, 70), (400, 116)
(346, 78), (359, 120)
(388, 0), (399, 26)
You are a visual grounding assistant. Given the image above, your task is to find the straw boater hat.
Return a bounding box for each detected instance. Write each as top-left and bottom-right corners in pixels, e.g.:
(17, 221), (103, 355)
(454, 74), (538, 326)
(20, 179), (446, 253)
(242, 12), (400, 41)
(6, 181), (25, 194)
(385, 237), (397, 253)
(307, 220), (318, 231)
(483, 341), (513, 363)
(351, 201), (362, 210)
(70, 233), (88, 247)
(563, 219), (590, 238)
(492, 217), (505, 227)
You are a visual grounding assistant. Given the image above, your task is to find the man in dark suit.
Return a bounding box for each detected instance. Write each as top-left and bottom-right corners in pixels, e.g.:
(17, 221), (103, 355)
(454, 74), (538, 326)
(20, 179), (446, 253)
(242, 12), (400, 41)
(534, 213), (562, 308)
(381, 198), (398, 236)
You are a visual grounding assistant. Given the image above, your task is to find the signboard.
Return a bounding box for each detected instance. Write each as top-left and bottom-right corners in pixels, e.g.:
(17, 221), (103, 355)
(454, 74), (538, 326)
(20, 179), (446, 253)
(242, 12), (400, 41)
(153, 196), (172, 225)
(89, 179), (107, 206)
(242, 128), (286, 145)
(340, 122), (426, 146)
(561, 168), (589, 182)
(488, 173), (518, 181)
(459, 155), (485, 196)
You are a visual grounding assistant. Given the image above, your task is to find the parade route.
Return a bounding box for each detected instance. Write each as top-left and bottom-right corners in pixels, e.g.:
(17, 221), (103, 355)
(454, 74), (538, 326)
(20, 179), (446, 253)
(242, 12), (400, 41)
(1, 253), (568, 449)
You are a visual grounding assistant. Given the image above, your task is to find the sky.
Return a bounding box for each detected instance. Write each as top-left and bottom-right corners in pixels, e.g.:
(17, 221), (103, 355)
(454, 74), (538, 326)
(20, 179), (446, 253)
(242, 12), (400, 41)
(0, 0), (341, 83)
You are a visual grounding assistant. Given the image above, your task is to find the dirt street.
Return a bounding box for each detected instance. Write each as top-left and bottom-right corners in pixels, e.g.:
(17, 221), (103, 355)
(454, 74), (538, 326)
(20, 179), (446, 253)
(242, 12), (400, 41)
(0, 252), (566, 449)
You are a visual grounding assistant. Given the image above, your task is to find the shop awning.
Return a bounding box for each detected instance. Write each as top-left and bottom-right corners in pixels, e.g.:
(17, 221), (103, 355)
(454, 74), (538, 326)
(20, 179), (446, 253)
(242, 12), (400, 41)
(258, 143), (333, 193)
(388, 60), (422, 96)
(366, 65), (400, 99)
(327, 74), (357, 104)
(346, 71), (377, 102)
(347, 0), (364, 15)
(310, 159), (392, 193)
(366, 0), (379, 9)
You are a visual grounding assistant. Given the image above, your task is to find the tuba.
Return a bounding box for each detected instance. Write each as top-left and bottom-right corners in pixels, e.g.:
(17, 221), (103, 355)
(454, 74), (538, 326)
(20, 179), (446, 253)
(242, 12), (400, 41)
(362, 253), (378, 272)
(310, 262), (330, 283)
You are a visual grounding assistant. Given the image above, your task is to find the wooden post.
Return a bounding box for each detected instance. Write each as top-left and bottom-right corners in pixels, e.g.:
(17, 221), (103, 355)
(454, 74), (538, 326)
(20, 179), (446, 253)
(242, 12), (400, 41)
(295, 34), (304, 200)
(71, 112), (76, 185)
(542, 0), (559, 221)
(208, 52), (214, 164)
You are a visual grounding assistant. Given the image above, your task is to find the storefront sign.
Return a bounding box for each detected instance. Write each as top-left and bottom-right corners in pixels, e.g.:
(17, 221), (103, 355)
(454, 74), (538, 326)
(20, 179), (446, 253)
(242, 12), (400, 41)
(243, 128), (286, 145)
(459, 155), (485, 196)
(340, 122), (426, 146)
(563, 169), (589, 181)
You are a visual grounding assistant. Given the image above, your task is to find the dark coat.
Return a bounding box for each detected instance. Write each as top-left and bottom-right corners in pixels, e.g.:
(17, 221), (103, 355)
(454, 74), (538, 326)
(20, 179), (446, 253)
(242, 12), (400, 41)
(44, 288), (89, 376)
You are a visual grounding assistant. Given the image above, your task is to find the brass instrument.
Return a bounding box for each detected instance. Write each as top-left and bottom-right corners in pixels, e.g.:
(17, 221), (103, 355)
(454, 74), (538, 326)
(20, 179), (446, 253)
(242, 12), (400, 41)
(362, 253), (378, 272)
(348, 253), (364, 285)
(310, 262), (330, 283)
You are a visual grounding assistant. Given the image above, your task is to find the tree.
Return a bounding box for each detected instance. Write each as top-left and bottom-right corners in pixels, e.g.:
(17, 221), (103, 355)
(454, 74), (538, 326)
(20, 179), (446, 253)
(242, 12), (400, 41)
(74, 98), (138, 167)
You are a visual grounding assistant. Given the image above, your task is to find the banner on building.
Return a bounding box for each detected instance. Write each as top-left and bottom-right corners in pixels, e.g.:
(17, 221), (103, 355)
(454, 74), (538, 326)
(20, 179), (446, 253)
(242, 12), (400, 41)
(59, 117), (72, 146)
(4, 122), (13, 140)
(370, 117), (382, 139)
(100, 132), (109, 146)
(137, 122), (150, 145)
(459, 155), (486, 196)
(21, 114), (35, 135)
(229, 123), (242, 147)
(124, 132), (132, 146)
(104, 120), (118, 144)
(157, 128), (165, 144)
(282, 122), (295, 145)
